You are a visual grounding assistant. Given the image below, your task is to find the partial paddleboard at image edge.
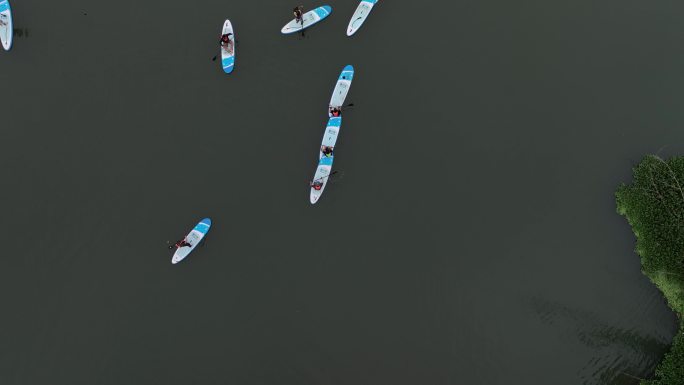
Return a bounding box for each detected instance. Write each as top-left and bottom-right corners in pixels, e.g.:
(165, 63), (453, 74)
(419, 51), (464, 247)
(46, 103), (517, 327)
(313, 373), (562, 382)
(0, 0), (13, 51)
(347, 0), (378, 36)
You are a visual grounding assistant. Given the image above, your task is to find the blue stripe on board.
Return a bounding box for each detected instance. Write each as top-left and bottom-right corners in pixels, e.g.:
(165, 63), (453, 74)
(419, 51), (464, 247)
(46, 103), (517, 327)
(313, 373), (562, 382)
(222, 57), (234, 73)
(319, 156), (334, 166)
(314, 6), (331, 19)
(0, 1), (9, 13)
(365, 0), (378, 4)
(193, 218), (212, 234)
(327, 117), (342, 127)
(338, 66), (354, 80)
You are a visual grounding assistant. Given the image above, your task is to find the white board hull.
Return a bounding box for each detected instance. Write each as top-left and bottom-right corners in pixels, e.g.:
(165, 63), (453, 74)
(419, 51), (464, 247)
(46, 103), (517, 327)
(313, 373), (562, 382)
(329, 65), (354, 113)
(281, 5), (332, 34)
(220, 19), (235, 74)
(171, 218), (212, 264)
(310, 157), (333, 204)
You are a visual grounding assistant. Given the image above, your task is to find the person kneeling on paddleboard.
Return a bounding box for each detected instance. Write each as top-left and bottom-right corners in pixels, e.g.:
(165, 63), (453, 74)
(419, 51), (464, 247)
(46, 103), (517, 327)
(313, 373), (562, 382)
(311, 180), (324, 191)
(321, 146), (334, 158)
(169, 239), (193, 250)
(293, 5), (304, 25)
(329, 107), (341, 117)
(220, 33), (233, 53)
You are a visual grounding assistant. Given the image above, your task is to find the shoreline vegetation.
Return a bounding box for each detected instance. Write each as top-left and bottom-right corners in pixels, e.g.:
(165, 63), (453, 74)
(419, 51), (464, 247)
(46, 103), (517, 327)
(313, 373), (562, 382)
(616, 155), (684, 385)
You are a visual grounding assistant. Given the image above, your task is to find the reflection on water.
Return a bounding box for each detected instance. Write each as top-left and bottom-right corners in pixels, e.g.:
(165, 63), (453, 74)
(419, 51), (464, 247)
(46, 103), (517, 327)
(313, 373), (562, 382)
(531, 298), (669, 385)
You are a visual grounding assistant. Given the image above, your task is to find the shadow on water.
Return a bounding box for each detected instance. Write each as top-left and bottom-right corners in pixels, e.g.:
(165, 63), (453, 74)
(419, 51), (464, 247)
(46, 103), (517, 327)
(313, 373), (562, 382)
(12, 28), (28, 38)
(531, 298), (669, 385)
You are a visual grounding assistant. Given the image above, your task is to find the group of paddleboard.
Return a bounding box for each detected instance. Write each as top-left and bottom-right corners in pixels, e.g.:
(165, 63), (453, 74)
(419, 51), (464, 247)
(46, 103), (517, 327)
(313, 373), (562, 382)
(2, 2), (380, 264)
(172, 4), (375, 264)
(218, 3), (379, 73)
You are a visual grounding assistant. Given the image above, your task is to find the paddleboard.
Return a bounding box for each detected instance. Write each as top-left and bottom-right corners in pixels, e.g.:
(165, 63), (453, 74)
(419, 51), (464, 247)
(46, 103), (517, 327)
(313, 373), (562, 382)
(171, 218), (212, 264)
(220, 19), (235, 74)
(319, 116), (341, 159)
(329, 65), (354, 114)
(0, 0), (12, 51)
(310, 156), (334, 204)
(347, 0), (378, 36)
(281, 5), (332, 35)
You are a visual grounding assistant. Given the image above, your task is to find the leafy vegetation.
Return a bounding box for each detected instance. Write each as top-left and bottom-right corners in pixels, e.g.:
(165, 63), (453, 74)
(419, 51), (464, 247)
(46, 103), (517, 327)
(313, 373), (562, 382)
(616, 155), (684, 385)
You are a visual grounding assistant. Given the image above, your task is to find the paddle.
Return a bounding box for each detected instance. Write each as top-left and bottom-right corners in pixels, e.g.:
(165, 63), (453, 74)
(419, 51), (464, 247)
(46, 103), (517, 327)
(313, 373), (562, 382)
(328, 103), (354, 116)
(310, 171), (339, 185)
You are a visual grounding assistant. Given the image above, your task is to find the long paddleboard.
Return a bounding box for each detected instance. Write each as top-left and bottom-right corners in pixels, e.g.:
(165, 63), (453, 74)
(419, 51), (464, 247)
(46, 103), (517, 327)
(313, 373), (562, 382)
(347, 0), (378, 36)
(329, 65), (354, 115)
(0, 0), (12, 51)
(171, 218), (212, 264)
(281, 5), (332, 35)
(310, 156), (333, 204)
(319, 116), (341, 159)
(220, 19), (235, 74)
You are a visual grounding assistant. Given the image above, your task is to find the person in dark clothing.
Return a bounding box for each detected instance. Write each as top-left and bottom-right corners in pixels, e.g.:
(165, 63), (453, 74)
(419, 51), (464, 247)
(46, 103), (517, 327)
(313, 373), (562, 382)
(220, 33), (233, 53)
(311, 180), (324, 191)
(169, 239), (193, 250)
(293, 5), (304, 25)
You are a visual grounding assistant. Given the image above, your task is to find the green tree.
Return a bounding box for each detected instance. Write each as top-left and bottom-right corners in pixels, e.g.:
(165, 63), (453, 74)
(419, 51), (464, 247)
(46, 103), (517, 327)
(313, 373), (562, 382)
(616, 155), (684, 385)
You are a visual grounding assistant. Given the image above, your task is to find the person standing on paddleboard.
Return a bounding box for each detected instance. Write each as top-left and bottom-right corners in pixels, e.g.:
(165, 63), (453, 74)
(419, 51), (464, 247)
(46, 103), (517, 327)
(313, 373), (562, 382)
(220, 32), (233, 54)
(293, 5), (304, 27)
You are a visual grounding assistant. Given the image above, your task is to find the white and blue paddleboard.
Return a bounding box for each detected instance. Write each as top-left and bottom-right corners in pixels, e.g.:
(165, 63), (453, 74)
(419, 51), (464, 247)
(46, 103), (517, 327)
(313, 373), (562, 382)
(347, 0), (378, 36)
(310, 156), (334, 204)
(329, 65), (354, 115)
(281, 5), (332, 35)
(220, 19), (235, 74)
(319, 116), (341, 159)
(171, 218), (212, 264)
(0, 0), (12, 51)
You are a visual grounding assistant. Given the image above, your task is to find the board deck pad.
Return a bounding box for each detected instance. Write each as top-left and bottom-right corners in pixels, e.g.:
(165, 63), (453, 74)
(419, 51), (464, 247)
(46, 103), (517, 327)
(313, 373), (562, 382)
(281, 5), (332, 34)
(171, 218), (212, 264)
(347, 0), (378, 36)
(0, 0), (13, 51)
(220, 19), (235, 73)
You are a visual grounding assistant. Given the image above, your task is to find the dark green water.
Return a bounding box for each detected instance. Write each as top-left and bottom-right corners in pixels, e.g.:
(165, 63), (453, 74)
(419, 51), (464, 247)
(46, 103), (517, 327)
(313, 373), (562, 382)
(0, 0), (682, 384)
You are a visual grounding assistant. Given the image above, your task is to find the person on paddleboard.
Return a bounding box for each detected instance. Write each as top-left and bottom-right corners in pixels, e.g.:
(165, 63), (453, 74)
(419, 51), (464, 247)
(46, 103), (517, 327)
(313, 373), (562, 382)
(220, 33), (233, 53)
(321, 145), (334, 157)
(311, 180), (324, 191)
(293, 5), (304, 25)
(169, 239), (193, 250)
(329, 106), (341, 117)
